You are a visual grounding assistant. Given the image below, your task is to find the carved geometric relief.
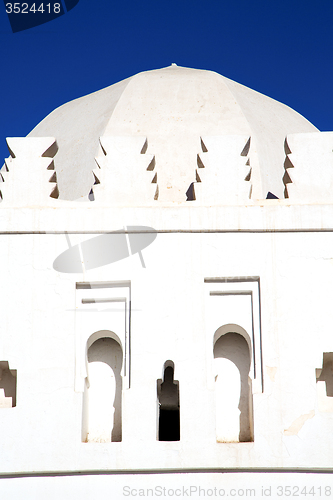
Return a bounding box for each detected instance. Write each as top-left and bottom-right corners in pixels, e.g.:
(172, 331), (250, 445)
(0, 162), (8, 190)
(1, 137), (58, 205)
(93, 136), (157, 204)
(75, 281), (131, 392)
(284, 132), (333, 202)
(194, 136), (251, 204)
(205, 277), (263, 394)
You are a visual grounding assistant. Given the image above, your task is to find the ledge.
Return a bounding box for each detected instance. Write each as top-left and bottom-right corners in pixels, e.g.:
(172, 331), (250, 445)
(0, 202), (333, 233)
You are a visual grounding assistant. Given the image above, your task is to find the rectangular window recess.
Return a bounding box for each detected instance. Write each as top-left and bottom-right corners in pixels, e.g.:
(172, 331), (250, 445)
(81, 297), (127, 304)
(205, 277), (263, 393)
(205, 276), (260, 283)
(210, 291), (252, 296)
(76, 280), (131, 290)
(75, 281), (131, 391)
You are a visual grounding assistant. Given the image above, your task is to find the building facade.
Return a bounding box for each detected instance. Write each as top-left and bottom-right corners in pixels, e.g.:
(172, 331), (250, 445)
(1, 65), (333, 496)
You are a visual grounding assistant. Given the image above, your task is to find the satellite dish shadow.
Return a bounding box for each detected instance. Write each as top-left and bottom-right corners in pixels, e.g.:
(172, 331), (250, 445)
(53, 226), (157, 273)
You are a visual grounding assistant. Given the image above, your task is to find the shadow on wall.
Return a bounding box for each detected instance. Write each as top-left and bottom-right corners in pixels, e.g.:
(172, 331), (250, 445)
(83, 337), (123, 442)
(214, 332), (253, 442)
(53, 227), (157, 273)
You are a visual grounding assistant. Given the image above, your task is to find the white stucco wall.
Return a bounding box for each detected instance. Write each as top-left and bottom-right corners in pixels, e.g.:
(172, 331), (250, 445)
(0, 204), (333, 474)
(1, 65), (332, 496)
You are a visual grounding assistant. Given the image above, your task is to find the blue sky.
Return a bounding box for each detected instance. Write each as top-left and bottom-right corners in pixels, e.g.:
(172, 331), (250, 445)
(1, 0), (333, 164)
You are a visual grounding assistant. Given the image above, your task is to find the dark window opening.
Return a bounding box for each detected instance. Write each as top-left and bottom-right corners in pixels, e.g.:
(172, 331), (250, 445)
(157, 363), (180, 441)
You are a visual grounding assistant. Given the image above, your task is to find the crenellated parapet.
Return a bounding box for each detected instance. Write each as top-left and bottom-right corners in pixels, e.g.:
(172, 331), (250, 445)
(93, 136), (157, 204)
(0, 137), (58, 206)
(194, 135), (252, 204)
(284, 132), (333, 202)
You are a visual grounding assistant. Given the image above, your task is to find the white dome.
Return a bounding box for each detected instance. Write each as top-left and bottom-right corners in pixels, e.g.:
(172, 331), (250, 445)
(28, 65), (318, 202)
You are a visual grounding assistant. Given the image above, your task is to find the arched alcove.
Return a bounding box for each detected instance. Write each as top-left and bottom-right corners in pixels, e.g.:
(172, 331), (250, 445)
(213, 329), (253, 442)
(157, 361), (180, 441)
(82, 334), (123, 443)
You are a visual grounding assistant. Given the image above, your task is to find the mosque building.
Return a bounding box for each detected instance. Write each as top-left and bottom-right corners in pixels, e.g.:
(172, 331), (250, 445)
(1, 64), (333, 495)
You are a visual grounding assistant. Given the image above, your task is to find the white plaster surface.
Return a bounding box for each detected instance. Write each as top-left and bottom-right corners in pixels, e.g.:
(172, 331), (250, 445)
(0, 228), (333, 471)
(195, 135), (251, 204)
(27, 65), (318, 201)
(85, 361), (115, 442)
(1, 137), (58, 206)
(215, 358), (241, 442)
(0, 388), (12, 408)
(94, 136), (156, 204)
(1, 66), (333, 491)
(285, 132), (333, 202)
